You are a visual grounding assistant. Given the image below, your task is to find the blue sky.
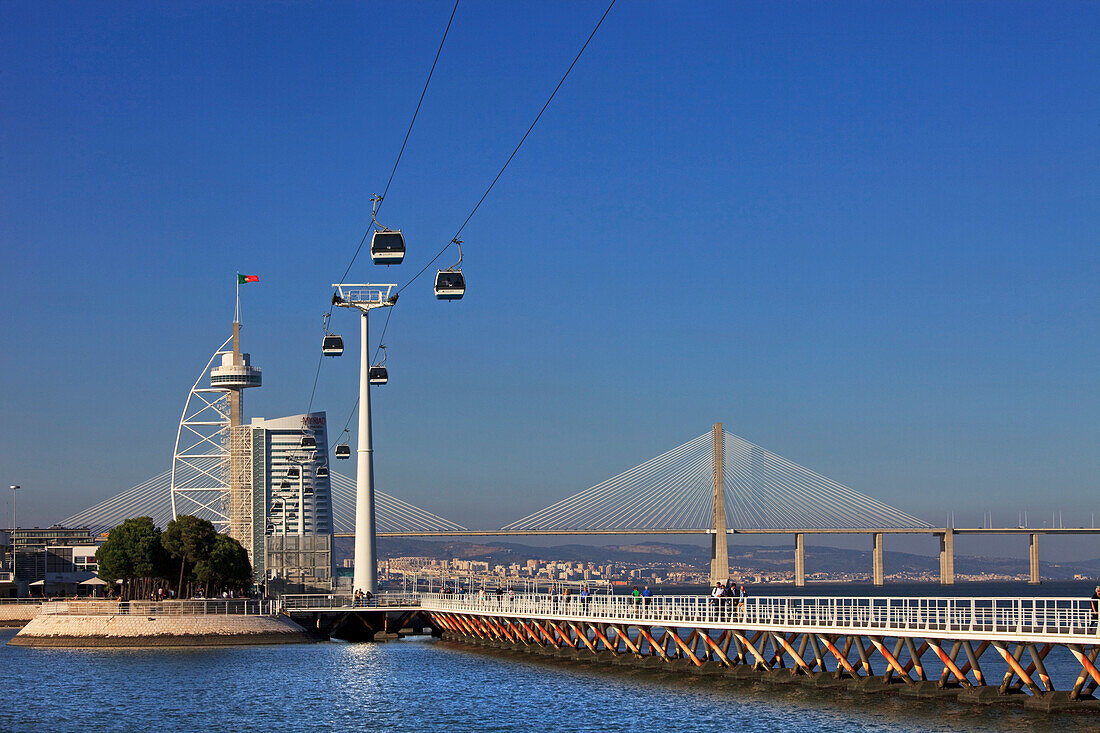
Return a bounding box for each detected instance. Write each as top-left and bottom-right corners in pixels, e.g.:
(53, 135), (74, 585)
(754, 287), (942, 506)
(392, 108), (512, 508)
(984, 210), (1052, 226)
(2, 2), (1097, 560)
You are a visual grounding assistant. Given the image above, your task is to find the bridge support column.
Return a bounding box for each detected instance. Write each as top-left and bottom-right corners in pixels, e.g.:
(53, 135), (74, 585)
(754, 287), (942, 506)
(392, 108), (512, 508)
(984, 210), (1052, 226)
(709, 423), (729, 584)
(872, 532), (884, 586)
(794, 533), (805, 587)
(1029, 533), (1040, 585)
(938, 529), (955, 585)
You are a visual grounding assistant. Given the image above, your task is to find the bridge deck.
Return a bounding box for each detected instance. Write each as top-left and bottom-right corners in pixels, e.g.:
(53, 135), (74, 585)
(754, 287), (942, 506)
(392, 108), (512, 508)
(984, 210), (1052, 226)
(418, 592), (1100, 706)
(420, 593), (1100, 645)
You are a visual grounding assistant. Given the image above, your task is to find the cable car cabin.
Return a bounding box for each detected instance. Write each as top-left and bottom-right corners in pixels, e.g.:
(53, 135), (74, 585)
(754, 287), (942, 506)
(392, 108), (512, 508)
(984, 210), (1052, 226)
(287, 466), (300, 479)
(300, 435), (316, 449)
(434, 269), (465, 300)
(322, 335), (344, 357)
(370, 230), (406, 265)
(368, 365), (388, 385)
(279, 480), (291, 489)
(305, 487), (314, 496)
(335, 444), (351, 459)
(316, 466), (329, 478)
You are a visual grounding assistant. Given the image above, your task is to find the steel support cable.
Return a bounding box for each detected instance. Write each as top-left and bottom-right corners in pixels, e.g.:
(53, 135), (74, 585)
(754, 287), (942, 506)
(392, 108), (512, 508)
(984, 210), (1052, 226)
(733, 448), (834, 528)
(742, 443), (872, 526)
(628, 449), (713, 529)
(553, 442), (709, 530)
(579, 452), (698, 529)
(726, 449), (783, 528)
(614, 445), (712, 529)
(329, 472), (466, 531)
(723, 469), (760, 530)
(313, 2), (461, 431)
(722, 438), (767, 527)
(667, 456), (716, 528)
(502, 435), (704, 528)
(563, 438), (710, 530)
(397, 0), (618, 296)
(734, 431), (921, 526)
(723, 432), (927, 529)
(505, 433), (708, 529)
(726, 435), (839, 529)
(739, 435), (925, 528)
(570, 436), (713, 529)
(336, 0), (461, 286)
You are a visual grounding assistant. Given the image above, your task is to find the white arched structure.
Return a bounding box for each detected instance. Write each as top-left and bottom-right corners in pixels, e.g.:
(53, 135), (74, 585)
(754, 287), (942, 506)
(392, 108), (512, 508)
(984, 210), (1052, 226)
(169, 335), (234, 530)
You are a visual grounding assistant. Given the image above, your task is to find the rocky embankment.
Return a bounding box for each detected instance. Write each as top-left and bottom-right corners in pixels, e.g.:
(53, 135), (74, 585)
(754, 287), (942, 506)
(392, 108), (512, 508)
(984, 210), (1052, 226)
(0, 603), (41, 627)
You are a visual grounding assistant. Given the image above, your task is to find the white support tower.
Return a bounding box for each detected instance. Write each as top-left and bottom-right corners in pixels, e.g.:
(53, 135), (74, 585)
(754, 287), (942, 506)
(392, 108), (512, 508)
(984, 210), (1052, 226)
(170, 320), (261, 558)
(331, 283), (397, 595)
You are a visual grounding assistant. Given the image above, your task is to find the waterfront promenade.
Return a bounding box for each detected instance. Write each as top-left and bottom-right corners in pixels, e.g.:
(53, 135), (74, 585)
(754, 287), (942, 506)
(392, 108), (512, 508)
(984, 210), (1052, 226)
(418, 592), (1100, 711)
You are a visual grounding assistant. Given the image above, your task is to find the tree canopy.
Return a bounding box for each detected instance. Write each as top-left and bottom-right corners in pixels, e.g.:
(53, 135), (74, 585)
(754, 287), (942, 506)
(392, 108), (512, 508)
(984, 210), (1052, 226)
(95, 516), (171, 588)
(95, 515), (252, 599)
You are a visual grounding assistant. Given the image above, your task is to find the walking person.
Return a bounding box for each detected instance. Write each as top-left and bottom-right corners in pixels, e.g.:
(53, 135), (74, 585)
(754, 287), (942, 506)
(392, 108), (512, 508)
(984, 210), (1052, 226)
(737, 583), (747, 621)
(631, 586), (641, 614)
(710, 582), (724, 621)
(1090, 585), (1099, 631)
(641, 586), (652, 618)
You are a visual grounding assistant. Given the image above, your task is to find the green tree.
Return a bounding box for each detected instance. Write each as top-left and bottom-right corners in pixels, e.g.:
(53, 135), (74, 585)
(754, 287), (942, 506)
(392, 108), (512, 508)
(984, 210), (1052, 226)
(162, 515), (217, 597)
(195, 534), (253, 593)
(95, 516), (170, 599)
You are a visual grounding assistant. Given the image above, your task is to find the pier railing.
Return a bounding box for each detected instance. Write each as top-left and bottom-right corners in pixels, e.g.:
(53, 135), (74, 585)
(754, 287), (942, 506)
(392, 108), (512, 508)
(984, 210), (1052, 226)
(280, 592), (422, 611)
(39, 599), (276, 616)
(421, 593), (1100, 642)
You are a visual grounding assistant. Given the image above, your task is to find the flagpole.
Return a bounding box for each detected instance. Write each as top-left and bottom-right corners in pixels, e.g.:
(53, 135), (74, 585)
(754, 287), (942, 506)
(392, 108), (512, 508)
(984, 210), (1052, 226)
(235, 272), (241, 324)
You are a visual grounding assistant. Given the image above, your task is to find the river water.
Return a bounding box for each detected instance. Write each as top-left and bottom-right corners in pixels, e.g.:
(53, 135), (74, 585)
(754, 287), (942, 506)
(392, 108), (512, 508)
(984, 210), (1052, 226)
(4, 626), (1099, 732)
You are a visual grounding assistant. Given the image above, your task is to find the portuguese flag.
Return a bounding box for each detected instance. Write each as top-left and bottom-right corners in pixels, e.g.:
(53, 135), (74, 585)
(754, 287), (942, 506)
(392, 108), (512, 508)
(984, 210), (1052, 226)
(237, 274), (259, 284)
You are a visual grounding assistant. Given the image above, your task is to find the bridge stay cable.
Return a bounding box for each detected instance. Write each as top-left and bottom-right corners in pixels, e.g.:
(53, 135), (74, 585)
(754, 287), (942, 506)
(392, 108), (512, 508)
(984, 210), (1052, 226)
(501, 429), (931, 533)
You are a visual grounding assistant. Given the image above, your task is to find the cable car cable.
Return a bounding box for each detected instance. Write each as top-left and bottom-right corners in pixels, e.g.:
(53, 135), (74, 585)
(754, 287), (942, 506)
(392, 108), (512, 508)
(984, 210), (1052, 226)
(326, 0), (614, 437)
(396, 0), (617, 295)
(336, 0), (461, 286)
(305, 0), (458, 425)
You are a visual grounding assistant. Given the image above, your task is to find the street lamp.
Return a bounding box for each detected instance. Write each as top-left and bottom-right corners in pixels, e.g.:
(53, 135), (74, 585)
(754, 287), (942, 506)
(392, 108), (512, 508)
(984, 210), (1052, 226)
(8, 485), (18, 593)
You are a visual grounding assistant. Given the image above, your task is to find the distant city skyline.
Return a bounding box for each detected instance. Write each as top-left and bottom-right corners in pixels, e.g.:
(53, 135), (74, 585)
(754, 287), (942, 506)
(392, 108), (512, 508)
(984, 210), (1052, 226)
(2, 3), (1096, 562)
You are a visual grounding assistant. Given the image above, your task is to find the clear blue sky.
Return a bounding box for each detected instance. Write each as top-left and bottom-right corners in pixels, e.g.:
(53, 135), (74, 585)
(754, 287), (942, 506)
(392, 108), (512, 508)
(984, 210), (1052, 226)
(2, 2), (1097, 560)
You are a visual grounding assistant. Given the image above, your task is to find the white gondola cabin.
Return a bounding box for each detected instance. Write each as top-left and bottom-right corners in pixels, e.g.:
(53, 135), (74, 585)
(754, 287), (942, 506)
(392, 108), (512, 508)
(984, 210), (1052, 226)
(371, 230), (406, 265)
(322, 334), (344, 357)
(434, 269), (465, 300)
(335, 444), (351, 460)
(369, 365), (388, 385)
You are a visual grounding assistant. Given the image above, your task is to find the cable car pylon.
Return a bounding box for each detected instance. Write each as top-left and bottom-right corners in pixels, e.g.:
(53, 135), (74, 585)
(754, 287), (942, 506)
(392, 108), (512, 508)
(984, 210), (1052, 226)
(330, 282), (398, 595)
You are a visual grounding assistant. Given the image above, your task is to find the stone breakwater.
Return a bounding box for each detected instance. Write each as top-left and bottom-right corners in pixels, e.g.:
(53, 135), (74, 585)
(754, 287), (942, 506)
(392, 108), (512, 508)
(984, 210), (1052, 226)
(9, 613), (315, 647)
(0, 604), (41, 627)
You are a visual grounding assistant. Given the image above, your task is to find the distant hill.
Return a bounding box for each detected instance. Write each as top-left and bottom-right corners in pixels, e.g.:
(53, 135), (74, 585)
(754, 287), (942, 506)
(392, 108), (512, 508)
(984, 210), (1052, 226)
(329, 537), (1100, 580)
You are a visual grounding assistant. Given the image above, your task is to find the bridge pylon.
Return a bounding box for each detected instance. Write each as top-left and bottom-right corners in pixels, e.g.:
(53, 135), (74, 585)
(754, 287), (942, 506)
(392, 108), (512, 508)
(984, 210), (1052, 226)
(709, 422), (728, 584)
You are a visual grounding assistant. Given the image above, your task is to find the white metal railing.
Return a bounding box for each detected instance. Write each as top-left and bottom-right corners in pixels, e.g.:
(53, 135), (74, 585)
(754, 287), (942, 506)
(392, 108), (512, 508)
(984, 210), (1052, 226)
(0, 598), (43, 605)
(280, 592), (421, 611)
(39, 599), (276, 616)
(420, 593), (1100, 641)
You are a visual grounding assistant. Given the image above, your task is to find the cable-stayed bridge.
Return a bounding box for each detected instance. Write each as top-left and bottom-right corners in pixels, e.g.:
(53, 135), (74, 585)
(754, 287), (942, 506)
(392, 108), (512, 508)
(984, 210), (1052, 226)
(60, 423), (1095, 586)
(60, 462), (465, 537)
(502, 427), (928, 532)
